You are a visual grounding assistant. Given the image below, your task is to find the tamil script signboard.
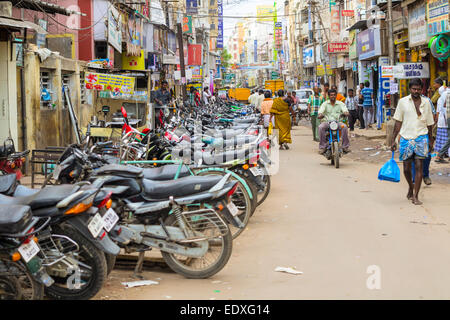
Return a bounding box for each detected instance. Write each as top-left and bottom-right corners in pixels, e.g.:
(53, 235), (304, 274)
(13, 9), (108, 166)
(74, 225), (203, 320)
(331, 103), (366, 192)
(328, 42), (349, 53)
(427, 0), (449, 36)
(85, 73), (135, 94)
(381, 63), (430, 79)
(408, 1), (427, 47)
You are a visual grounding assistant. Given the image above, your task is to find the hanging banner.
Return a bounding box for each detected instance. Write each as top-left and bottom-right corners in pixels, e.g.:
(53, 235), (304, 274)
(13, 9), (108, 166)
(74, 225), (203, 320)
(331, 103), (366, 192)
(186, 0), (198, 14)
(108, 6), (122, 53)
(188, 44), (202, 65)
(274, 22), (283, 49)
(330, 5), (340, 41)
(85, 73), (135, 94)
(209, 0), (218, 38)
(182, 15), (193, 34)
(217, 0), (223, 48)
(378, 57), (390, 129)
(409, 1), (428, 47)
(427, 0), (449, 36)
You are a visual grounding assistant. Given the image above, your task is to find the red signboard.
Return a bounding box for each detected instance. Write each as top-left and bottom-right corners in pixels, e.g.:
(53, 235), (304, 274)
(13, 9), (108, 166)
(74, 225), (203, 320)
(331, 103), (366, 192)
(187, 44), (202, 66)
(341, 10), (354, 17)
(328, 42), (349, 53)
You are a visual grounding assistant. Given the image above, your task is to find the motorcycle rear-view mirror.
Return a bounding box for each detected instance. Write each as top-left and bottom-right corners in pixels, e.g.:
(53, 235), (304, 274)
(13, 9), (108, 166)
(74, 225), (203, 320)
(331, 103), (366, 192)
(121, 106), (128, 119)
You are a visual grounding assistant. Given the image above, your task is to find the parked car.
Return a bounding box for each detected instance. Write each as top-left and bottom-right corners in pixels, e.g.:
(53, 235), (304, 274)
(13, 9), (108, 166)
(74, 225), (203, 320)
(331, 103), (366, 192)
(293, 88), (314, 124)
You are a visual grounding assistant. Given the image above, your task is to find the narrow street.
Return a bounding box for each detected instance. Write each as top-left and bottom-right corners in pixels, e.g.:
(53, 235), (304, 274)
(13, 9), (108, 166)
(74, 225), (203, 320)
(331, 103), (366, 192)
(97, 124), (450, 300)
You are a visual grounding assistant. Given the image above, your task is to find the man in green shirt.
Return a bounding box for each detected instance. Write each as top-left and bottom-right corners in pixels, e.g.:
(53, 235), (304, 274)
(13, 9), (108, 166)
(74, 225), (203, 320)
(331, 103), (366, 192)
(317, 89), (350, 154)
(307, 86), (324, 142)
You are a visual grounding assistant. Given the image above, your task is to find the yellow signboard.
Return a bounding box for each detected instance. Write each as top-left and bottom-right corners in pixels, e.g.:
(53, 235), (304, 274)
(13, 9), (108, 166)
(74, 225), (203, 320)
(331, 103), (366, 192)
(85, 72), (135, 94)
(256, 5), (274, 22)
(317, 65), (333, 76)
(122, 50), (145, 70)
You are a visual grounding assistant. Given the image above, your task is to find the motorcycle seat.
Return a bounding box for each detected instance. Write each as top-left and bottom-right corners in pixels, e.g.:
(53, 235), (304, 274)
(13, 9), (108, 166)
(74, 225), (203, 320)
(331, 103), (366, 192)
(0, 185), (80, 211)
(0, 174), (17, 195)
(142, 175), (223, 200)
(0, 205), (32, 234)
(142, 165), (190, 181)
(93, 164), (143, 178)
(194, 147), (253, 165)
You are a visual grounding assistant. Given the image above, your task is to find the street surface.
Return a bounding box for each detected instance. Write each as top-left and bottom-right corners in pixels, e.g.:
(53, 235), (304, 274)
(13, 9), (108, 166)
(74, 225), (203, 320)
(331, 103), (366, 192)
(96, 124), (450, 300)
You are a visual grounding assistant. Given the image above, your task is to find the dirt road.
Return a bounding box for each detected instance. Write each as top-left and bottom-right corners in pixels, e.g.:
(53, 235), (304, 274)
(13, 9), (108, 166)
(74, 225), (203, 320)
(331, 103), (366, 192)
(96, 125), (450, 300)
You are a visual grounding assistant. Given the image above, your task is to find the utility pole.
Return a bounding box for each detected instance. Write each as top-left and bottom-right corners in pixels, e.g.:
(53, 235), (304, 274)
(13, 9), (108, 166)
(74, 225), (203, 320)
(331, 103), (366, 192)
(176, 23), (187, 102)
(386, 0), (395, 66)
(310, 0), (317, 84)
(313, 1), (330, 84)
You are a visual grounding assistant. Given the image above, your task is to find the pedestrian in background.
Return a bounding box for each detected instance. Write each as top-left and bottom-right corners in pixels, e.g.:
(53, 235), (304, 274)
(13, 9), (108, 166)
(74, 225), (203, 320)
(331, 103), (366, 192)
(357, 83), (365, 129)
(435, 86), (450, 163)
(256, 89), (265, 112)
(248, 90), (257, 105)
(345, 89), (358, 131)
(332, 85), (346, 103)
(270, 89), (295, 150)
(260, 91), (274, 129)
(361, 81), (374, 129)
(323, 82), (330, 100)
(307, 86), (324, 142)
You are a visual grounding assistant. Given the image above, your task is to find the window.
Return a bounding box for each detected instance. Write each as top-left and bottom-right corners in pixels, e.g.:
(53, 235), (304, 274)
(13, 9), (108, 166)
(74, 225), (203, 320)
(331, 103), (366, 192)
(40, 70), (53, 109)
(61, 73), (72, 109)
(80, 72), (87, 105)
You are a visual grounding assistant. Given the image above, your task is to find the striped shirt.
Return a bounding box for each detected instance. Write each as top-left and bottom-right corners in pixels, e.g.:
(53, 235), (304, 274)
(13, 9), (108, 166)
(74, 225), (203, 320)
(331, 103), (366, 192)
(361, 87), (373, 107)
(308, 95), (324, 116)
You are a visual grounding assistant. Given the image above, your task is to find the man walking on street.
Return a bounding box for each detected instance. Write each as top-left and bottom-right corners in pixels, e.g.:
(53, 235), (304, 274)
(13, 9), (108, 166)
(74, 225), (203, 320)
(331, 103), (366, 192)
(435, 86), (450, 163)
(256, 89), (265, 112)
(154, 80), (172, 127)
(391, 79), (435, 205)
(346, 89), (358, 131)
(361, 81), (374, 129)
(308, 86), (324, 142)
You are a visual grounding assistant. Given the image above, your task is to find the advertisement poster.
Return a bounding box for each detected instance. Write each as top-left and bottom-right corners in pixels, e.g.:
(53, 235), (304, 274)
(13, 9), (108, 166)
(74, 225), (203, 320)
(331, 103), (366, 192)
(122, 50), (146, 70)
(330, 5), (340, 41)
(182, 15), (193, 34)
(217, 0), (223, 48)
(328, 42), (349, 53)
(209, 0), (218, 37)
(108, 6), (122, 53)
(85, 73), (135, 94)
(427, 0), (449, 36)
(274, 22), (283, 49)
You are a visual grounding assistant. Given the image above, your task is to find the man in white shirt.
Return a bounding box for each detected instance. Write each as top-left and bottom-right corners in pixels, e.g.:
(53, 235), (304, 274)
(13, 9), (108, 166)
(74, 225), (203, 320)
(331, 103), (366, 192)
(248, 90), (258, 105)
(391, 79), (434, 205)
(203, 87), (211, 105)
(255, 89), (265, 111)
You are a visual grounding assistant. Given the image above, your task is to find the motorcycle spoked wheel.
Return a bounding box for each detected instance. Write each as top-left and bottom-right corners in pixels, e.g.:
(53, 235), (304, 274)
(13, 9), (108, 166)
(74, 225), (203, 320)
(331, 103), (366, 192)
(195, 171), (252, 239)
(43, 226), (107, 300)
(255, 165), (271, 207)
(160, 213), (233, 279)
(0, 260), (44, 300)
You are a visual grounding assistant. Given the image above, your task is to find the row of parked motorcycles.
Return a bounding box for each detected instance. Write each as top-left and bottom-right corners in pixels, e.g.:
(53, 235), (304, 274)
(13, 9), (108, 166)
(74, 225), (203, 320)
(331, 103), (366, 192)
(0, 97), (274, 299)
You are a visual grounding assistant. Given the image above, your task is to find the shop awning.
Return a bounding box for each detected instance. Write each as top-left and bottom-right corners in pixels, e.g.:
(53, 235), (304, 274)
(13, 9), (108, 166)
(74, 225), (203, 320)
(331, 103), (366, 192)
(346, 20), (367, 31)
(10, 0), (84, 16)
(0, 16), (47, 33)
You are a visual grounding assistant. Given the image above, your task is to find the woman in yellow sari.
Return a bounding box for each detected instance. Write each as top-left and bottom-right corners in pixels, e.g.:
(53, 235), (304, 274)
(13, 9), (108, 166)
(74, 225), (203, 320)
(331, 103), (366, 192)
(270, 89), (295, 149)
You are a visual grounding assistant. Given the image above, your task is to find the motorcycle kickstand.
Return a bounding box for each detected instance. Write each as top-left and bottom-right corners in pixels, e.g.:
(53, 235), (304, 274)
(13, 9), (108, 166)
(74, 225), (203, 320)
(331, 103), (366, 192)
(132, 250), (146, 280)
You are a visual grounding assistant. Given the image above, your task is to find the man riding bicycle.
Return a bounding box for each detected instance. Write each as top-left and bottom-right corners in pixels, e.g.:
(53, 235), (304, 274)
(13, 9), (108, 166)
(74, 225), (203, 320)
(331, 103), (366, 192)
(317, 88), (351, 154)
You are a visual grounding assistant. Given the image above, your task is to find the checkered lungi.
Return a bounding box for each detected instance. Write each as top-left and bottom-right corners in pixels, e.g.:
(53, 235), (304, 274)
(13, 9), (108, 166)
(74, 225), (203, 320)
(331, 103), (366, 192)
(434, 127), (449, 153)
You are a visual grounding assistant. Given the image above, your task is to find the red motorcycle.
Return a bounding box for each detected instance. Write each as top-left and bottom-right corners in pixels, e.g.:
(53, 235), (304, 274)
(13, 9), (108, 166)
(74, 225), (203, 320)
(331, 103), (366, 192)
(0, 138), (29, 180)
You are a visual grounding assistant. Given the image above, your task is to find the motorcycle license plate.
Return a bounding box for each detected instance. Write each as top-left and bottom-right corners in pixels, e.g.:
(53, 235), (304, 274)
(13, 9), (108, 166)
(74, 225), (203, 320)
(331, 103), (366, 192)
(88, 213), (105, 238)
(227, 201), (239, 217)
(102, 208), (119, 232)
(249, 167), (263, 176)
(18, 241), (40, 263)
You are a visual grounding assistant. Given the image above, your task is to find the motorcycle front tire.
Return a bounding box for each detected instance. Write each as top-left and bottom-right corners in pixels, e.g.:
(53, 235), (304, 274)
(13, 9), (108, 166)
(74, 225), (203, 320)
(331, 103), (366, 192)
(333, 141), (340, 168)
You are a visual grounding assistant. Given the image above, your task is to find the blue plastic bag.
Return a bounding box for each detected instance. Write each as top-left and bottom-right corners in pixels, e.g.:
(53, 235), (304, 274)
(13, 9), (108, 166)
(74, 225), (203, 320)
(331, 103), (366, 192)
(378, 151), (400, 182)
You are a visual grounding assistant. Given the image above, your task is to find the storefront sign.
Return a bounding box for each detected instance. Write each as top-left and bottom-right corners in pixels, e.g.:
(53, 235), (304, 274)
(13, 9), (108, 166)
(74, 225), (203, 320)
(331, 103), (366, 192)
(162, 54), (179, 65)
(108, 6), (122, 53)
(408, 1), (428, 47)
(209, 0), (219, 38)
(188, 66), (202, 80)
(328, 42), (349, 53)
(274, 22), (283, 49)
(317, 64), (332, 76)
(357, 28), (382, 60)
(427, 0), (449, 36)
(188, 44), (202, 65)
(393, 62), (430, 79)
(341, 10), (354, 17)
(122, 50), (145, 70)
(348, 30), (358, 60)
(381, 65), (394, 78)
(256, 5), (275, 22)
(217, 0), (223, 48)
(303, 45), (321, 66)
(36, 19), (47, 48)
(85, 73), (135, 94)
(344, 57), (352, 70)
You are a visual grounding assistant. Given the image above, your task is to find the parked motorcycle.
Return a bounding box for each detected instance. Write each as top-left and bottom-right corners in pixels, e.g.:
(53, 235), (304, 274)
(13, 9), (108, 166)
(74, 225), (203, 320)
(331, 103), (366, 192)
(0, 138), (29, 180)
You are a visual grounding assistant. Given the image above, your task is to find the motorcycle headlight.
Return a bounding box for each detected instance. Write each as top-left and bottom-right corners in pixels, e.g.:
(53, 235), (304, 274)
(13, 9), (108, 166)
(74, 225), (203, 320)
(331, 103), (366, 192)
(329, 121), (338, 131)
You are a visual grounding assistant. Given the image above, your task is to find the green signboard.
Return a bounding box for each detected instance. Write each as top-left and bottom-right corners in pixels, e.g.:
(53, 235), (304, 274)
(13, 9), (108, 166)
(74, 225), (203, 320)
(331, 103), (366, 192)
(271, 71), (279, 79)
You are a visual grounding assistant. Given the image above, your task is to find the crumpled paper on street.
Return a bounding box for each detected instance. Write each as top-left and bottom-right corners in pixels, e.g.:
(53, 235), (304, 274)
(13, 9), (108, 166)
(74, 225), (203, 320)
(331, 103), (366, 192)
(274, 266), (303, 275)
(121, 280), (159, 288)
